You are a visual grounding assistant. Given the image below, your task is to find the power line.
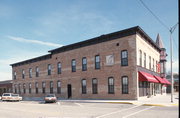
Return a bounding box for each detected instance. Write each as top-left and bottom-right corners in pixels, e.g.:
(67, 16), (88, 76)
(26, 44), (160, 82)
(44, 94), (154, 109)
(138, 0), (178, 50)
(138, 0), (170, 31)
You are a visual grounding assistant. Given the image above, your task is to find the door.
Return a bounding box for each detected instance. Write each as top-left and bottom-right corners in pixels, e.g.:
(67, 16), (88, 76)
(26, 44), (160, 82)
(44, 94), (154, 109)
(67, 84), (72, 99)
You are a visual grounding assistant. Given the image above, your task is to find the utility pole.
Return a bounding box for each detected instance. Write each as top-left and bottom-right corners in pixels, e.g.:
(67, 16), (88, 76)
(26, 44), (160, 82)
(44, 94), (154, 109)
(169, 22), (178, 103)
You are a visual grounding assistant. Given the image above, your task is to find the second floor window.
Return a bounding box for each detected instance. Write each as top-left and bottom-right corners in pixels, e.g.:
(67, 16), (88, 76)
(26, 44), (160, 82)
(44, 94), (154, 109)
(13, 71), (16, 80)
(153, 59), (155, 71)
(95, 55), (100, 69)
(108, 77), (114, 94)
(149, 56), (151, 70)
(82, 57), (87, 71)
(82, 79), (87, 94)
(29, 68), (32, 78)
(22, 70), (25, 79)
(36, 67), (39, 77)
(57, 62), (62, 74)
(121, 50), (128, 66)
(48, 64), (52, 75)
(144, 53), (146, 68)
(139, 50), (142, 66)
(72, 59), (76, 72)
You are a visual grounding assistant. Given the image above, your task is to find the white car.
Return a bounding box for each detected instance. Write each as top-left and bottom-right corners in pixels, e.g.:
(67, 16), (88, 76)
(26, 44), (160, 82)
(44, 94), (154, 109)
(1, 93), (22, 101)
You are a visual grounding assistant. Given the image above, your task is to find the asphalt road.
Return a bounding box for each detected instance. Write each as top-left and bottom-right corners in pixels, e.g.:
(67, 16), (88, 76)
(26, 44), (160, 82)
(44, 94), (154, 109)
(0, 101), (178, 118)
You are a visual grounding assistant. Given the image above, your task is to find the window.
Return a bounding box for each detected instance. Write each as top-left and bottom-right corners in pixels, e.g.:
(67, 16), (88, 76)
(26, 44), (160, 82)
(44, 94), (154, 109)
(139, 50), (142, 66)
(42, 82), (46, 94)
(144, 53), (146, 68)
(18, 84), (21, 94)
(82, 57), (87, 71)
(72, 59), (76, 72)
(48, 64), (52, 75)
(35, 82), (38, 94)
(57, 62), (61, 74)
(29, 83), (31, 94)
(92, 78), (98, 94)
(57, 81), (61, 94)
(121, 50), (128, 66)
(95, 55), (100, 69)
(14, 84), (17, 94)
(156, 61), (158, 72)
(82, 79), (86, 94)
(36, 67), (39, 77)
(108, 77), (114, 94)
(50, 81), (53, 94)
(153, 59), (154, 71)
(29, 68), (32, 78)
(149, 56), (151, 70)
(23, 83), (26, 94)
(22, 69), (25, 79)
(13, 71), (16, 80)
(122, 76), (128, 94)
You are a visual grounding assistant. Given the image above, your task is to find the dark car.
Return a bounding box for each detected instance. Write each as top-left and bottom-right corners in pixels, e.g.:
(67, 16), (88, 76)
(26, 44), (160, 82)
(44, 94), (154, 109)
(44, 94), (57, 103)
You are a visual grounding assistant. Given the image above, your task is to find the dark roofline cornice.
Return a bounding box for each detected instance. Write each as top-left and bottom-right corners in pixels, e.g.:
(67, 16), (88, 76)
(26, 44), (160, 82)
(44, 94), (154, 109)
(10, 26), (161, 67)
(49, 26), (161, 54)
(10, 54), (52, 67)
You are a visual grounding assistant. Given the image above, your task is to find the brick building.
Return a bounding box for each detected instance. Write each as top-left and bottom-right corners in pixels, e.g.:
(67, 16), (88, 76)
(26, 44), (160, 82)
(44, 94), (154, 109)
(11, 26), (170, 100)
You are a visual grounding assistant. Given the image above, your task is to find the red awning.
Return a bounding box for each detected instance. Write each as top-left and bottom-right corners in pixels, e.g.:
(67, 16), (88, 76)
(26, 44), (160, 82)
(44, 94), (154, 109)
(154, 76), (166, 84)
(139, 71), (159, 83)
(162, 78), (171, 85)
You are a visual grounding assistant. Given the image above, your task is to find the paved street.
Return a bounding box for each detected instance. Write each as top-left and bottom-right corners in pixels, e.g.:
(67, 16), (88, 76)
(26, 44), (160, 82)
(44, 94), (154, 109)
(0, 100), (178, 118)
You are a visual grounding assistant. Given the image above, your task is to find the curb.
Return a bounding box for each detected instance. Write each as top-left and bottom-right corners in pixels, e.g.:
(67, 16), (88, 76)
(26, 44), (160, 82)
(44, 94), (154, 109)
(142, 104), (167, 107)
(107, 102), (134, 104)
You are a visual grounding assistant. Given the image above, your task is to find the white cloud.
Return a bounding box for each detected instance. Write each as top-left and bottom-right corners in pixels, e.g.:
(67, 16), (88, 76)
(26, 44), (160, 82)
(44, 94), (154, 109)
(7, 36), (63, 47)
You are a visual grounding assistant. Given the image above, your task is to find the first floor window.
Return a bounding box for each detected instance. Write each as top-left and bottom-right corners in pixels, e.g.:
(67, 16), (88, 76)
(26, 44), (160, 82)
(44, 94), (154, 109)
(50, 81), (53, 94)
(29, 83), (31, 94)
(42, 82), (46, 94)
(18, 84), (21, 94)
(14, 84), (17, 94)
(35, 82), (38, 94)
(92, 78), (98, 94)
(122, 76), (128, 94)
(108, 77), (114, 94)
(23, 83), (26, 94)
(57, 81), (61, 94)
(82, 79), (86, 94)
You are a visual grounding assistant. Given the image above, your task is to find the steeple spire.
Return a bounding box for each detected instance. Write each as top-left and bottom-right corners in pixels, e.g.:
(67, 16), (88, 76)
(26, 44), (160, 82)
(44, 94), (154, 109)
(156, 33), (164, 49)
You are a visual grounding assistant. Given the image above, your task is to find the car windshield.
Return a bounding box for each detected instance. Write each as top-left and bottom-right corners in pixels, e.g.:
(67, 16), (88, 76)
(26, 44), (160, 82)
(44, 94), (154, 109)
(46, 94), (55, 97)
(3, 94), (11, 96)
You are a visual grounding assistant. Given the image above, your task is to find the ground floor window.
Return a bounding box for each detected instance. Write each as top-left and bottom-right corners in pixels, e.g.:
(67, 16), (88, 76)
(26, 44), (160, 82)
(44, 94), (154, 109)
(82, 79), (87, 94)
(42, 82), (46, 94)
(57, 81), (61, 94)
(122, 76), (128, 94)
(108, 77), (114, 94)
(50, 81), (53, 94)
(92, 78), (98, 94)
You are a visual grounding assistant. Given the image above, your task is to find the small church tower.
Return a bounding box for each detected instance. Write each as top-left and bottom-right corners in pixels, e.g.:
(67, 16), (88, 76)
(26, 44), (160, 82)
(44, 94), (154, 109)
(156, 33), (167, 78)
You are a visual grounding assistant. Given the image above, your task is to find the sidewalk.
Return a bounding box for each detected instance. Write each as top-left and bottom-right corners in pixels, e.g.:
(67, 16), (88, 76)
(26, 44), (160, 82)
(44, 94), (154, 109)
(60, 92), (179, 107)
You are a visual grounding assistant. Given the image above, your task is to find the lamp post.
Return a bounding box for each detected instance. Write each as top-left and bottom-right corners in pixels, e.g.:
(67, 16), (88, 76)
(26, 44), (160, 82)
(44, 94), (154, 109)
(169, 22), (178, 103)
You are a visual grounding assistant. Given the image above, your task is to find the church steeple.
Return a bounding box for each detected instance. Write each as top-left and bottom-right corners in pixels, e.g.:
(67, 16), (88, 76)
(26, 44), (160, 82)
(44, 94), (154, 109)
(156, 33), (164, 48)
(156, 33), (167, 78)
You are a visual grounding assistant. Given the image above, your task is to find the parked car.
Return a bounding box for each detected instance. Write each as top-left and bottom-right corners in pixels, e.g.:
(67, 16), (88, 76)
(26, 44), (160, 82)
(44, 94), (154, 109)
(44, 94), (57, 103)
(1, 93), (22, 101)
(11, 94), (22, 101)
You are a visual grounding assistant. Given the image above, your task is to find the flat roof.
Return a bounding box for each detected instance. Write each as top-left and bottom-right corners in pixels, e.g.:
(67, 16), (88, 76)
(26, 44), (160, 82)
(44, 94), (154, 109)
(10, 26), (161, 67)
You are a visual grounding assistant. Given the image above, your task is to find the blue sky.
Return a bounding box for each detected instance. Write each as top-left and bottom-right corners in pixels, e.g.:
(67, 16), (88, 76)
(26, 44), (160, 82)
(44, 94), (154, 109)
(0, 0), (179, 81)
